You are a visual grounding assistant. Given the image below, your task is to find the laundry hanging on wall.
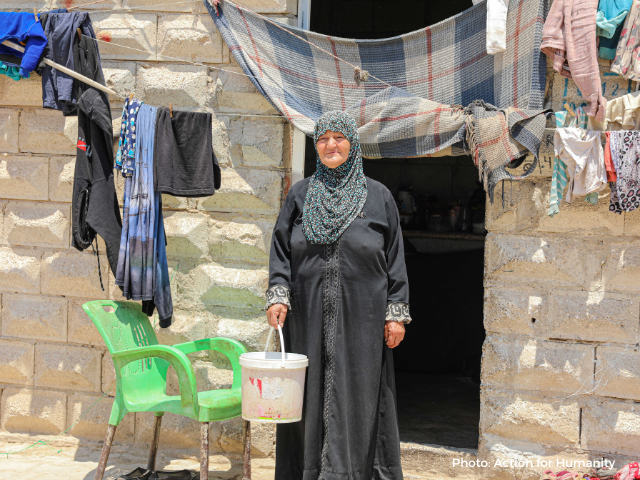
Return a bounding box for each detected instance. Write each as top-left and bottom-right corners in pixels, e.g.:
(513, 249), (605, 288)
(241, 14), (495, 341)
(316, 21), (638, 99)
(205, 0), (548, 159)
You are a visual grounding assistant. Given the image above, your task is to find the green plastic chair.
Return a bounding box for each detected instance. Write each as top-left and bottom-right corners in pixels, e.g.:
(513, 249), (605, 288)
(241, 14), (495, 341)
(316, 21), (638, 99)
(83, 300), (251, 480)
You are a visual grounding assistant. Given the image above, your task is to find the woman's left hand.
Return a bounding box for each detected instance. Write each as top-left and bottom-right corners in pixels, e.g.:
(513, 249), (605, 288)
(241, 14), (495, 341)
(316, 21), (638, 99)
(384, 321), (405, 348)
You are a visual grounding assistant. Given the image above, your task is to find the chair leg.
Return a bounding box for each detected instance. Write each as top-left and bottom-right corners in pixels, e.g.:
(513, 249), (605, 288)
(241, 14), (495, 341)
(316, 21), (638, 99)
(243, 420), (251, 480)
(200, 422), (210, 480)
(146, 413), (163, 471)
(94, 424), (117, 480)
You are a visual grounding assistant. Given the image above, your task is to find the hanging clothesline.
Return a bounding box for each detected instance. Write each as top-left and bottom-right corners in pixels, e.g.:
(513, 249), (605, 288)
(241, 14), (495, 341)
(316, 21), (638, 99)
(0, 38), (286, 119)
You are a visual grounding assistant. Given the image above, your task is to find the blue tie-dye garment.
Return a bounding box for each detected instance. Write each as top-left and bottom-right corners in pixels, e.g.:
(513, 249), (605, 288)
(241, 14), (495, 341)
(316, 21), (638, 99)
(115, 97), (142, 177)
(115, 104), (173, 326)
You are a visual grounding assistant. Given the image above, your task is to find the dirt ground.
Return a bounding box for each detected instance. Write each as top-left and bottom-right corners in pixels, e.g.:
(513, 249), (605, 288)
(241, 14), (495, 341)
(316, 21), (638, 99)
(0, 441), (277, 480)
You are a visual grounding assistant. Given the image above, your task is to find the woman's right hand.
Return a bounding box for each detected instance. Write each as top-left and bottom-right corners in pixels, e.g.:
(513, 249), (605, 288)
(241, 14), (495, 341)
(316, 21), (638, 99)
(267, 303), (288, 328)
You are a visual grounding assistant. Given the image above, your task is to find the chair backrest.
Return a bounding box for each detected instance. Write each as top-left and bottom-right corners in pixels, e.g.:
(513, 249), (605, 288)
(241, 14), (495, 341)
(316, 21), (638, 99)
(83, 300), (170, 395)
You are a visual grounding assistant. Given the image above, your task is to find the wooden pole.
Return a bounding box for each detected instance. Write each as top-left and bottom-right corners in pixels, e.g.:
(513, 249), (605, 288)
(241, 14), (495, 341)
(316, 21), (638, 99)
(146, 414), (163, 471)
(200, 422), (210, 480)
(243, 420), (251, 480)
(1, 40), (121, 98)
(94, 424), (117, 480)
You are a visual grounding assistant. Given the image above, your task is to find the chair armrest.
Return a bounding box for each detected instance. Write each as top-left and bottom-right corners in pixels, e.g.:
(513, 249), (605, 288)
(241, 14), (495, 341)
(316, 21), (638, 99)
(173, 338), (248, 390)
(112, 345), (199, 415)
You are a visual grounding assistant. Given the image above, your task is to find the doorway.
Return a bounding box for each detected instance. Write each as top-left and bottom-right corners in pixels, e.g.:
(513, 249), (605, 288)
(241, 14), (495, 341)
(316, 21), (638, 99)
(308, 0), (485, 450)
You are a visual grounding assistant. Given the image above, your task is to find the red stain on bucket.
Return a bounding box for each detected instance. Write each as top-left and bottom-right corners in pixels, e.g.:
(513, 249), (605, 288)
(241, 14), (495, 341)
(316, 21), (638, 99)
(250, 377), (263, 396)
(98, 31), (112, 42)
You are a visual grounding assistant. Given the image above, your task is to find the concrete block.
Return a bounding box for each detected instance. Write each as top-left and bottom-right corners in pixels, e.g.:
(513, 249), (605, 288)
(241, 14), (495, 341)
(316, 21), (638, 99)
(211, 68), (279, 114)
(136, 64), (211, 108)
(240, 118), (285, 167)
(234, 0), (297, 14)
(0, 109), (19, 153)
(535, 183), (625, 236)
(1, 388), (66, 435)
(0, 155), (48, 200)
(48, 156), (75, 202)
(19, 109), (76, 155)
(480, 389), (579, 447)
(0, 75), (41, 107)
(1, 293), (67, 342)
(210, 216), (273, 265)
(157, 14), (224, 64)
(216, 318), (270, 352)
(485, 233), (604, 290)
(136, 411), (221, 449)
(0, 339), (34, 385)
(546, 291), (640, 343)
(122, 0), (207, 13)
(486, 179), (624, 236)
(102, 61), (137, 103)
(603, 242), (640, 294)
(484, 288), (547, 336)
(218, 416), (274, 456)
(0, 246), (41, 294)
(102, 352), (116, 394)
(594, 346), (640, 401)
(165, 360), (233, 396)
(163, 210), (210, 258)
(67, 393), (134, 441)
(91, 13), (157, 61)
(3, 201), (70, 248)
(197, 167), (282, 215)
(41, 250), (108, 298)
(582, 400), (640, 456)
(182, 263), (268, 313)
(0, 73), (42, 107)
(481, 335), (594, 394)
(153, 309), (218, 346)
(35, 344), (102, 392)
(68, 298), (106, 347)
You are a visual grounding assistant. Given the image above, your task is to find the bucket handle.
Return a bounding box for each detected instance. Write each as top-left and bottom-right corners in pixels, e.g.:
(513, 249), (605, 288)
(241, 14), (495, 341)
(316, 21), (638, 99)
(265, 323), (286, 368)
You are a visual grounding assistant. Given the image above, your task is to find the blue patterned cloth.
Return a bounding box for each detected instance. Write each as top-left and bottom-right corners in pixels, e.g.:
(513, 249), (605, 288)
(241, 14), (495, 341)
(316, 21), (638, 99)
(302, 111), (367, 245)
(115, 104), (173, 326)
(116, 97), (142, 177)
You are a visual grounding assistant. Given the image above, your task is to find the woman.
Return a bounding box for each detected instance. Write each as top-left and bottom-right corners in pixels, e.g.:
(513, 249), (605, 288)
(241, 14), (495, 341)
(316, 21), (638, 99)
(266, 111), (412, 480)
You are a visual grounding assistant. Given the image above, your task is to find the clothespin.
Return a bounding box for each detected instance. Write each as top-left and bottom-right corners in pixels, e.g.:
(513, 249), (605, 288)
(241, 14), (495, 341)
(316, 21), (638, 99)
(33, 8), (38, 22)
(129, 92), (134, 102)
(169, 103), (173, 118)
(77, 28), (82, 41)
(563, 102), (576, 117)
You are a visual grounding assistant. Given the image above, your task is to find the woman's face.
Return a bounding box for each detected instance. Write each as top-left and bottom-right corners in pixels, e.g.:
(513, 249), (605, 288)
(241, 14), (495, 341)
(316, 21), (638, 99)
(316, 130), (351, 169)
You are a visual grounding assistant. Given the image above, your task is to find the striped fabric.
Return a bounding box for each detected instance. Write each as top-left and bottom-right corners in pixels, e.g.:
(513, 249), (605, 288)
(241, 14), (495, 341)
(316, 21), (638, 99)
(205, 0), (548, 159)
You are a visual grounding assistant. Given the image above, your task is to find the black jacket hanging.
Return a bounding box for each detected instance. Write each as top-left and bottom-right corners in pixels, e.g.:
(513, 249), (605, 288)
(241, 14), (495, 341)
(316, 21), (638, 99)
(71, 34), (122, 277)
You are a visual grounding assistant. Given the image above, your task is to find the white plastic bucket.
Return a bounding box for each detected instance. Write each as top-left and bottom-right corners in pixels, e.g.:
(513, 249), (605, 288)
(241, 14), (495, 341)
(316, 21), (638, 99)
(239, 324), (308, 423)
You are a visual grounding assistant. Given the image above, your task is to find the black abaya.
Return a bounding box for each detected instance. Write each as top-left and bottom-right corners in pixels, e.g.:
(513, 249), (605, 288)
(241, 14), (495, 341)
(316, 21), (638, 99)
(268, 177), (410, 480)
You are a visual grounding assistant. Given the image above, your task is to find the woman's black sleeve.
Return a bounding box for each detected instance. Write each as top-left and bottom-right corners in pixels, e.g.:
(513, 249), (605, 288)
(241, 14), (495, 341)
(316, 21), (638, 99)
(265, 186), (299, 310)
(384, 189), (412, 323)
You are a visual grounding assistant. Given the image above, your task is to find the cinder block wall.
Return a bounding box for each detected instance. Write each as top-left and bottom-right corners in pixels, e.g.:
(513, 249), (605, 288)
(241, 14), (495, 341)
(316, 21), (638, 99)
(2, 0), (640, 476)
(479, 58), (640, 478)
(0, 0), (296, 456)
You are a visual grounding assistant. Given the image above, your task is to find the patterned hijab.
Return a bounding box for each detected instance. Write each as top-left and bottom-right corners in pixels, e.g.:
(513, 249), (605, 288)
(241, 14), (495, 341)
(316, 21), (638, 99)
(302, 111), (368, 245)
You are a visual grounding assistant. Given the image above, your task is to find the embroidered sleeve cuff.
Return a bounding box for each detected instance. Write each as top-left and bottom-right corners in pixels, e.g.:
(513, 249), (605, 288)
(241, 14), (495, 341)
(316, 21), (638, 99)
(265, 284), (292, 311)
(385, 302), (412, 324)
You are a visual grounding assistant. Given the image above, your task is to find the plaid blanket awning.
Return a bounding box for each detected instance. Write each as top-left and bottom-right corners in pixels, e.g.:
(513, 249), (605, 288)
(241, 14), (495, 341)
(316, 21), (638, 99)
(205, 0), (548, 161)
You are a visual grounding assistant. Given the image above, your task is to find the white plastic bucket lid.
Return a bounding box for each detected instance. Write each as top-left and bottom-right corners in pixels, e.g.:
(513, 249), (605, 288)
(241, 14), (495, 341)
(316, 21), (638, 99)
(239, 324), (309, 369)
